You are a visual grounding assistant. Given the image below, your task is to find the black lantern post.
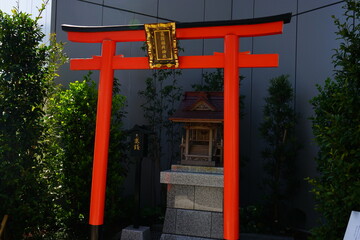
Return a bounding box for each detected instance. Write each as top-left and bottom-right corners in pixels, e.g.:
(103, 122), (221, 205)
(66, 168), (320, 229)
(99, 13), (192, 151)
(129, 125), (150, 228)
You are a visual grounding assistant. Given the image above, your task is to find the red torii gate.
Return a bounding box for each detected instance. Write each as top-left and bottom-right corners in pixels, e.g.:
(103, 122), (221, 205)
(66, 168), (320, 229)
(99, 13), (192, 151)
(62, 13), (291, 240)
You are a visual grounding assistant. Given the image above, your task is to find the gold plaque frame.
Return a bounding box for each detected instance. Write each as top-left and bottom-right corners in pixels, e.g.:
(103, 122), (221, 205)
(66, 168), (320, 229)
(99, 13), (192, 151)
(144, 22), (179, 68)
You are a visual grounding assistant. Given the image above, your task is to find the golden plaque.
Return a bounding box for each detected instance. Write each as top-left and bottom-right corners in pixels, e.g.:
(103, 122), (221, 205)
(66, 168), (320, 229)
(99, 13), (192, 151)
(144, 22), (179, 69)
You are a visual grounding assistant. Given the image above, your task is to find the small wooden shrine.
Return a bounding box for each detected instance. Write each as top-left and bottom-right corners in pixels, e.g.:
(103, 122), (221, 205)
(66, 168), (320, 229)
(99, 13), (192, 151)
(170, 91), (224, 167)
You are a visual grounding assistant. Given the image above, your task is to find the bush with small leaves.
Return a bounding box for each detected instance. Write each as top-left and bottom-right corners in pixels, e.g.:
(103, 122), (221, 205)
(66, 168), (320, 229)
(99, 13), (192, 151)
(45, 72), (128, 239)
(308, 1), (360, 239)
(0, 6), (66, 239)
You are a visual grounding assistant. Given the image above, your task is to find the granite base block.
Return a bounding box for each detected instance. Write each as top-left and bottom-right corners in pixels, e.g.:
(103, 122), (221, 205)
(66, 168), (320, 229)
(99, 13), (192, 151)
(176, 209), (211, 238)
(161, 165), (224, 240)
(160, 233), (214, 240)
(170, 165), (223, 174)
(120, 225), (151, 240)
(167, 185), (195, 209)
(210, 212), (223, 239)
(163, 208), (177, 234)
(162, 208), (223, 239)
(160, 170), (223, 188)
(194, 186), (223, 212)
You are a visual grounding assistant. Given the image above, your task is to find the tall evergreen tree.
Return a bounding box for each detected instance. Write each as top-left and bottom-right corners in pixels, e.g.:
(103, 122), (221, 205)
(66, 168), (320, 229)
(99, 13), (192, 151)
(259, 75), (299, 232)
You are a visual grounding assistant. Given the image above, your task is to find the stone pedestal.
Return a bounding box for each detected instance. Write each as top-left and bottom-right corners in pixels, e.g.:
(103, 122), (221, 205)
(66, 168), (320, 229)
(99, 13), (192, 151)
(120, 225), (151, 240)
(160, 165), (223, 239)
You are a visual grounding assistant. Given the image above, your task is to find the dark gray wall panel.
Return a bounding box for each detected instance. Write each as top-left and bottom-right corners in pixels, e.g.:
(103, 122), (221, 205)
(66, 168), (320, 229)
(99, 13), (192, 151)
(244, 18), (297, 205)
(55, 0), (103, 86)
(202, 0), (237, 57)
(177, 38), (204, 91)
(295, 4), (343, 228)
(250, 1), (297, 185)
(254, 0), (297, 17)
(57, 0), (102, 27)
(232, 0), (254, 19)
(102, 7), (157, 129)
(201, 38), (223, 91)
(178, 69), (204, 92)
(204, 0), (232, 21)
(298, 0), (342, 13)
(158, 0), (204, 22)
(81, 0), (103, 4)
(202, 0), (239, 93)
(105, 0), (158, 17)
(203, 39), (223, 55)
(102, 4), (151, 26)
(114, 69), (149, 129)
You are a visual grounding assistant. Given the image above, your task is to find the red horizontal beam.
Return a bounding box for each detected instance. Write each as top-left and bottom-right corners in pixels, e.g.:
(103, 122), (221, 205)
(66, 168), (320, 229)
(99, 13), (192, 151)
(67, 30), (145, 43)
(67, 21), (284, 43)
(70, 53), (278, 70)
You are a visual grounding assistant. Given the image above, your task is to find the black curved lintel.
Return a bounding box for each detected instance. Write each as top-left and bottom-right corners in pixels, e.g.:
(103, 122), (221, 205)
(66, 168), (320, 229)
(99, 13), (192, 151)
(62, 12), (292, 33)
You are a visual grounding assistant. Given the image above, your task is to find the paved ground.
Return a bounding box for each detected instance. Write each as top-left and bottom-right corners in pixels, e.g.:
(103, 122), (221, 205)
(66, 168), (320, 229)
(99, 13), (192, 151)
(151, 230), (162, 240)
(113, 226), (162, 240)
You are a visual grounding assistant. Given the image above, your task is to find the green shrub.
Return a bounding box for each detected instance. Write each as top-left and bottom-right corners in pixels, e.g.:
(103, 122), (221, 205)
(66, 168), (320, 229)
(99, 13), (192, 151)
(259, 75), (300, 233)
(45, 72), (128, 239)
(240, 205), (268, 234)
(308, 1), (360, 239)
(0, 7), (65, 239)
(192, 68), (225, 92)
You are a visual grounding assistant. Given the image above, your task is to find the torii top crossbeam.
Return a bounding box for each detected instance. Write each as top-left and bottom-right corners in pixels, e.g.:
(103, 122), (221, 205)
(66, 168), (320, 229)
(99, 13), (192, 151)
(62, 12), (291, 240)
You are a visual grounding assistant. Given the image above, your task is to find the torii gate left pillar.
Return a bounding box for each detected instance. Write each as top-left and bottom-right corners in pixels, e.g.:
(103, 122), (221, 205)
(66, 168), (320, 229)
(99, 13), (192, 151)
(62, 13), (291, 240)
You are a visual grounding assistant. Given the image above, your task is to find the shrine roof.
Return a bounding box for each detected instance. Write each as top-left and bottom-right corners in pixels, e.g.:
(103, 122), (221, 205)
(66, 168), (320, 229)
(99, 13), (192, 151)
(62, 12), (291, 32)
(170, 92), (224, 123)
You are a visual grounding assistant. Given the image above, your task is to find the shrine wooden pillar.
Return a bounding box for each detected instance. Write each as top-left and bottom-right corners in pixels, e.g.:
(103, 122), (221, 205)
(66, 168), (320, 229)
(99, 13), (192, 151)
(62, 12), (291, 240)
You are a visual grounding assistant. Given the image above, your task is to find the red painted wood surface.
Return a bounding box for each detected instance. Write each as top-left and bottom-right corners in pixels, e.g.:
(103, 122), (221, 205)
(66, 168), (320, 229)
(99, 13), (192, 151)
(70, 53), (278, 70)
(223, 34), (240, 240)
(89, 40), (116, 225)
